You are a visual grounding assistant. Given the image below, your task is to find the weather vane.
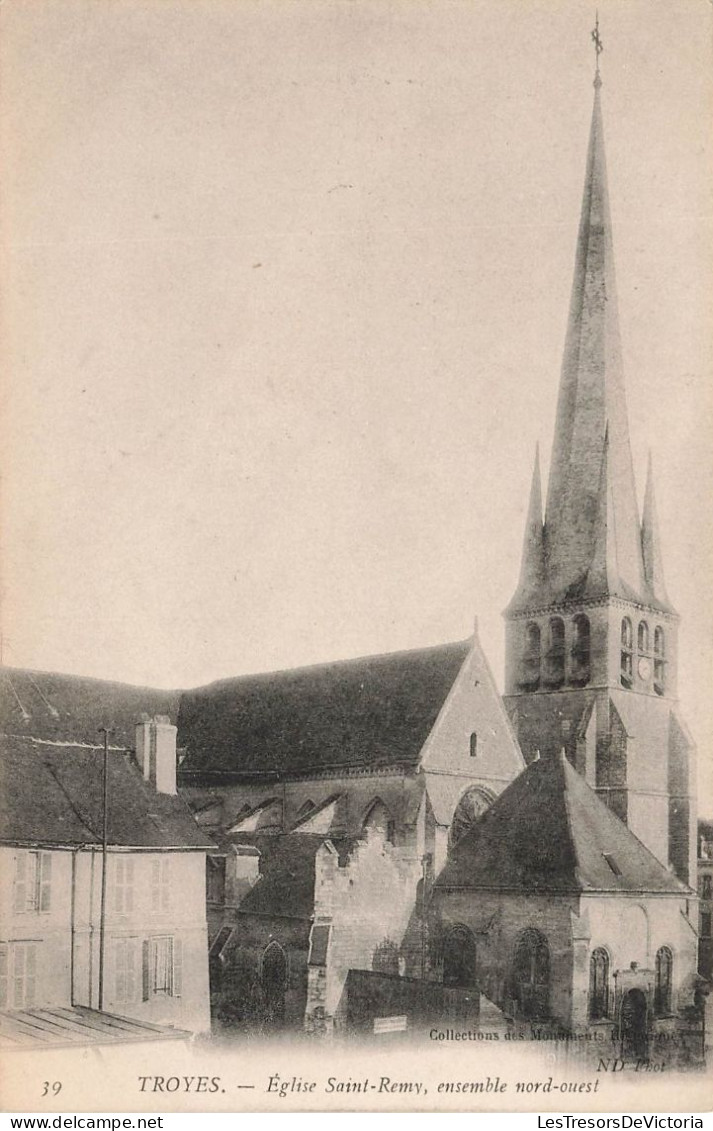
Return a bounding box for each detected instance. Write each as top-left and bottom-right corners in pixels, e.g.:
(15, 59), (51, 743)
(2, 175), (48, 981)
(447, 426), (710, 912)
(591, 11), (603, 86)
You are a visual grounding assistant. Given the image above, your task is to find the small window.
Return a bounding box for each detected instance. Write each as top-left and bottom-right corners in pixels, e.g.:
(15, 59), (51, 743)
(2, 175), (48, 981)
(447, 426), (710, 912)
(372, 938), (400, 976)
(114, 937), (139, 1004)
(589, 948), (610, 1020)
(701, 913), (712, 939)
(206, 856), (226, 904)
(3, 942), (38, 1009)
(469, 732), (478, 758)
(151, 857), (171, 913)
(701, 875), (713, 901)
(13, 851), (52, 914)
(113, 856), (135, 914)
(654, 946), (673, 1016)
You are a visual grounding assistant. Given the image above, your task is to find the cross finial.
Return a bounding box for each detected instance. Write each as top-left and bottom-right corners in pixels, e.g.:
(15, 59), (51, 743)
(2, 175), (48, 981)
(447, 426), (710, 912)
(591, 11), (603, 88)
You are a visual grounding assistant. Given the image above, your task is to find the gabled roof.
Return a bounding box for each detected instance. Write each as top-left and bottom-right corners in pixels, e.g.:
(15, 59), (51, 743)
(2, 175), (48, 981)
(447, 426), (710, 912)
(177, 641), (470, 778)
(0, 735), (214, 850)
(0, 667), (179, 747)
(436, 751), (688, 895)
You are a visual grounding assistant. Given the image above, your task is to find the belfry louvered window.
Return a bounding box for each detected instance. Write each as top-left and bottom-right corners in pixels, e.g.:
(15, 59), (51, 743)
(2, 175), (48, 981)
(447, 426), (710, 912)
(544, 618), (565, 687)
(521, 623), (541, 690)
(654, 626), (666, 695)
(571, 614), (591, 686)
(620, 617), (633, 687)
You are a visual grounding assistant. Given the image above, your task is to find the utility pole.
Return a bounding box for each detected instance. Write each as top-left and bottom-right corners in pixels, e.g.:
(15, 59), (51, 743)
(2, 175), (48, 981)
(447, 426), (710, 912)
(97, 727), (111, 1011)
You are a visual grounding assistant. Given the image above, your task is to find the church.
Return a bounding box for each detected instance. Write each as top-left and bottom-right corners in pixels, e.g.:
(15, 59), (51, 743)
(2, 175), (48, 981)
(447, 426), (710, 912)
(0, 40), (702, 1053)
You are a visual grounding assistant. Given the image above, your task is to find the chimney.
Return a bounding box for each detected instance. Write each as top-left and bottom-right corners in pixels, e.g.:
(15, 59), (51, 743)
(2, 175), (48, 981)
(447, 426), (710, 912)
(135, 714), (177, 795)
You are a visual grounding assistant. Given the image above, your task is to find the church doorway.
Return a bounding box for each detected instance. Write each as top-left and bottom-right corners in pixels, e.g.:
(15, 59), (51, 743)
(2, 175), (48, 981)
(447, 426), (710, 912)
(261, 941), (288, 1025)
(442, 925), (478, 988)
(620, 988), (648, 1061)
(511, 929), (550, 1020)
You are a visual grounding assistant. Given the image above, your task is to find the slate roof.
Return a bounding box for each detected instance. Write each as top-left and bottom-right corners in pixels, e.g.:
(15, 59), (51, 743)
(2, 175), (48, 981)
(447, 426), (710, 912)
(0, 667), (179, 747)
(436, 751), (689, 895)
(0, 735), (214, 850)
(177, 641), (470, 778)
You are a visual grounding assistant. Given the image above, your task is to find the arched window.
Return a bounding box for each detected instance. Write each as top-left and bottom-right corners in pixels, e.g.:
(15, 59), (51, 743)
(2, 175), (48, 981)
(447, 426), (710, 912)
(521, 623), (541, 689)
(638, 620), (650, 655)
(469, 732), (478, 758)
(511, 929), (550, 1020)
(654, 946), (673, 1016)
(589, 948), (610, 1020)
(261, 941), (288, 1023)
(621, 617), (633, 687)
(449, 787), (494, 849)
(571, 614), (591, 685)
(544, 618), (565, 687)
(654, 627), (666, 695)
(372, 939), (400, 976)
(362, 799), (395, 844)
(442, 925), (478, 988)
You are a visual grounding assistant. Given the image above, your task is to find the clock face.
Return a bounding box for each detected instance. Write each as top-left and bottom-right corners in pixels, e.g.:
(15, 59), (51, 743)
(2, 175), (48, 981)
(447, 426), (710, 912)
(638, 657), (652, 680)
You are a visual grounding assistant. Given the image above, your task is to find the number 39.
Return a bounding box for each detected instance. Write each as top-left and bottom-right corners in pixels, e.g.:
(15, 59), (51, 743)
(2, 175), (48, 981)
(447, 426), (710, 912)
(42, 1082), (62, 1097)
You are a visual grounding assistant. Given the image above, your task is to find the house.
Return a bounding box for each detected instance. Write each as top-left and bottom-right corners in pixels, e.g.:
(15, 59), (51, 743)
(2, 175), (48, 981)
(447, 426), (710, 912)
(0, 669), (214, 1045)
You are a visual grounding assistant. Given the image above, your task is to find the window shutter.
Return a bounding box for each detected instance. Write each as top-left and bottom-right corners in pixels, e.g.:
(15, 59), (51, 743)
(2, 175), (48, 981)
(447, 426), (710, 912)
(142, 940), (150, 1002)
(13, 853), (27, 913)
(25, 944), (37, 1007)
(0, 945), (7, 1009)
(172, 937), (182, 998)
(127, 857), (135, 913)
(40, 853), (52, 911)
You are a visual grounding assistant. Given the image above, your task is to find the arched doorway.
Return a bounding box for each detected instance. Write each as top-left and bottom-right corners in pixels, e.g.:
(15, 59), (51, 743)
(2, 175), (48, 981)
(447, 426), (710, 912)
(511, 929), (550, 1020)
(620, 988), (648, 1061)
(442, 925), (478, 988)
(261, 941), (288, 1025)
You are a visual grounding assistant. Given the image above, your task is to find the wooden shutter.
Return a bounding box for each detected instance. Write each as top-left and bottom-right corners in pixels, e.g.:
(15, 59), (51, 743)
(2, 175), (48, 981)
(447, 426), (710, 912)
(39, 853), (52, 912)
(13, 853), (28, 913)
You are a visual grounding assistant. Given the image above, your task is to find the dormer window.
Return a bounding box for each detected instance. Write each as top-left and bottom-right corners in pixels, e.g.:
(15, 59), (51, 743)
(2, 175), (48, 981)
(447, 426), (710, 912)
(520, 622), (541, 690)
(654, 626), (666, 695)
(570, 614), (591, 686)
(620, 617), (633, 688)
(544, 618), (565, 688)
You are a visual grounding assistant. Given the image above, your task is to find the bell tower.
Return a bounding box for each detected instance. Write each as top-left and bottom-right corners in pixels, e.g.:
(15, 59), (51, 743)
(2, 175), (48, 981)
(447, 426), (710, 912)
(503, 33), (695, 884)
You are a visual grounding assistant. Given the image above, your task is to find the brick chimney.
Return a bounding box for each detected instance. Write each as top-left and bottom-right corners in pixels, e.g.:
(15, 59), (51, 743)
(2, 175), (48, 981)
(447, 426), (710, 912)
(135, 714), (177, 796)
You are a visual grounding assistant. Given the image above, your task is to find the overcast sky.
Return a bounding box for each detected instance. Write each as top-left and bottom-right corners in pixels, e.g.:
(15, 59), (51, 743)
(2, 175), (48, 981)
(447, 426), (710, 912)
(1, 0), (711, 801)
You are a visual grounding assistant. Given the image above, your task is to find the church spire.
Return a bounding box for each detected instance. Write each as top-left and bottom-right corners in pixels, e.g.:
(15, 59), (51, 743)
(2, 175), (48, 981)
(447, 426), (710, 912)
(510, 445), (545, 608)
(543, 40), (646, 604)
(583, 425), (619, 597)
(641, 452), (671, 608)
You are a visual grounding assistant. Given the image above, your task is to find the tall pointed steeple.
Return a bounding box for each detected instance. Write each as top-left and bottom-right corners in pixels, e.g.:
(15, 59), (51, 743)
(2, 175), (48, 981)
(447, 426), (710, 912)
(583, 425), (619, 597)
(543, 63), (645, 603)
(511, 445), (545, 607)
(641, 453), (671, 607)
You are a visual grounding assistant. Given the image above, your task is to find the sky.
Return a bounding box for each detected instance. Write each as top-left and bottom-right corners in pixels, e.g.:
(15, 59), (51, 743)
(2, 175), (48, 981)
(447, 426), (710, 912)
(1, 0), (711, 801)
